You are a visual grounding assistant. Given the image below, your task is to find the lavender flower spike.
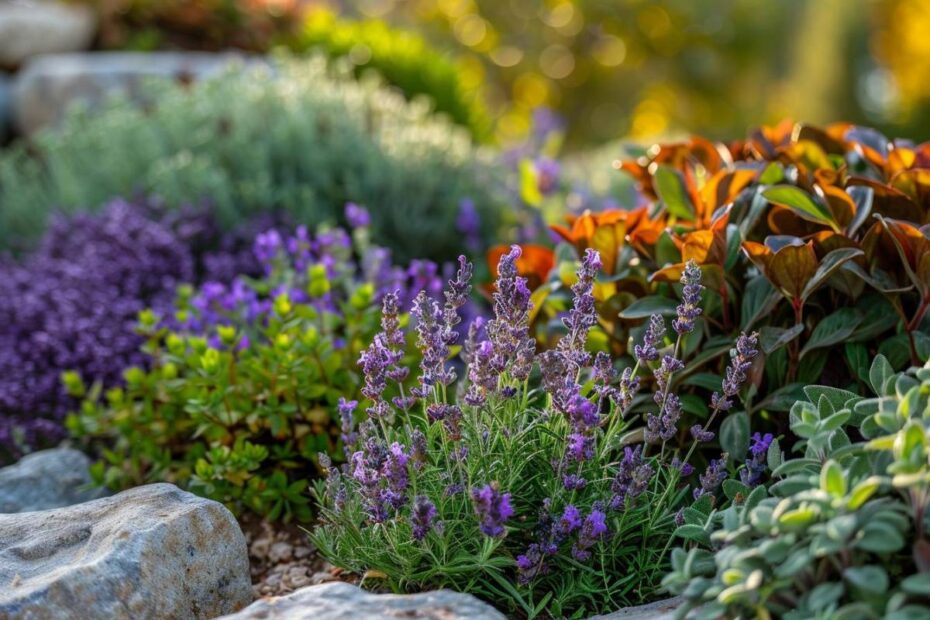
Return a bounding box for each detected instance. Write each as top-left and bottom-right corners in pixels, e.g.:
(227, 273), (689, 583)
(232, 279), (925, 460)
(711, 331), (760, 412)
(634, 314), (666, 363)
(673, 260), (704, 335)
(694, 454), (728, 500)
(559, 249), (602, 365)
(471, 483), (514, 537)
(411, 495), (439, 540)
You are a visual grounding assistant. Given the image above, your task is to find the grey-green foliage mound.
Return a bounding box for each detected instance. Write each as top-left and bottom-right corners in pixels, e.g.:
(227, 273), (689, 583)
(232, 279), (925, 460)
(0, 55), (502, 263)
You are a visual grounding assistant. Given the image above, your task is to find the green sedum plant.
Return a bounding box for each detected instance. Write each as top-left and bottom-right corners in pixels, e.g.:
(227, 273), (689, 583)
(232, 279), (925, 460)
(0, 55), (500, 263)
(665, 354), (930, 619)
(68, 210), (430, 521)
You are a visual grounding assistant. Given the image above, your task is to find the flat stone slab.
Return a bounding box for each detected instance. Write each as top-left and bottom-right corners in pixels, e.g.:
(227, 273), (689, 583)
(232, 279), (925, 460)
(216, 582), (506, 620)
(0, 447), (107, 513)
(11, 51), (264, 135)
(589, 596), (684, 619)
(0, 483), (253, 619)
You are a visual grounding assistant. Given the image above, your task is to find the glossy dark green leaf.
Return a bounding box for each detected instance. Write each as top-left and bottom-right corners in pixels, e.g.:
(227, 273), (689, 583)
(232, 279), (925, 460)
(654, 165), (695, 220)
(763, 185), (837, 229)
(800, 308), (863, 358)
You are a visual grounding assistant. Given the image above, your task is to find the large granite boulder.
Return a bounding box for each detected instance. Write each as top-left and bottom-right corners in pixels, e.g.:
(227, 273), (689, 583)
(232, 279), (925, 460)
(0, 1), (96, 68)
(0, 447), (106, 513)
(0, 483), (253, 619)
(11, 51), (260, 135)
(216, 582), (506, 620)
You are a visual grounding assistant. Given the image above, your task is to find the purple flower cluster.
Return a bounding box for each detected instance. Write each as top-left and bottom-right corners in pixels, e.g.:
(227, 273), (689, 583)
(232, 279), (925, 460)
(740, 432), (774, 487)
(466, 246), (535, 405)
(456, 198), (482, 253)
(673, 261), (704, 335)
(635, 314), (666, 364)
(0, 198), (260, 460)
(645, 355), (685, 444)
(411, 257), (473, 398)
(471, 483), (515, 537)
(516, 500), (608, 582)
(358, 294), (406, 421)
(411, 495), (439, 540)
(711, 332), (760, 412)
(694, 455), (729, 500)
(351, 439), (411, 522)
(642, 261), (707, 446)
(609, 446), (654, 511)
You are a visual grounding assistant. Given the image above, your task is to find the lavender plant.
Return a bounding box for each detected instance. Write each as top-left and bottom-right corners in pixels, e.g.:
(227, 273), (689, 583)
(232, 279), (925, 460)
(68, 205), (448, 521)
(311, 252), (760, 617)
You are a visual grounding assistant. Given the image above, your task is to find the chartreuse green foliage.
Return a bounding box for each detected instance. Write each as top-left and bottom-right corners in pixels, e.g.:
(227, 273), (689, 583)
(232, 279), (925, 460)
(0, 55), (500, 262)
(67, 218), (424, 522)
(287, 9), (492, 143)
(664, 354), (930, 619)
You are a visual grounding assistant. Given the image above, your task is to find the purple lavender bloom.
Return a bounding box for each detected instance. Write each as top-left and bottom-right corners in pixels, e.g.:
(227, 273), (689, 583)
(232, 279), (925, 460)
(694, 455), (729, 500)
(412, 257), (473, 399)
(338, 398), (359, 459)
(358, 293), (407, 420)
(711, 332), (760, 412)
(672, 260), (704, 335)
(410, 429), (427, 470)
(471, 484), (514, 537)
(444, 482), (465, 497)
(566, 392), (599, 431)
(345, 202), (371, 229)
(566, 432), (595, 463)
(562, 473), (587, 490)
(254, 229), (284, 273)
(467, 246), (534, 404)
(559, 249), (601, 366)
(383, 442), (410, 508)
(536, 158), (561, 195)
(616, 367), (641, 411)
(741, 432), (774, 487)
(456, 198), (482, 252)
(635, 314), (666, 363)
(645, 355), (685, 444)
(610, 445), (654, 511)
(572, 510), (608, 561)
(411, 495), (438, 540)
(559, 504), (583, 534)
(690, 424), (715, 443)
(671, 457), (695, 477)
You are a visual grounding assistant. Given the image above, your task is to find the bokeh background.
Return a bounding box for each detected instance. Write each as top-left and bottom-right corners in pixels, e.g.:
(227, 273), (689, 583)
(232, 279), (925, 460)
(63, 0), (930, 149)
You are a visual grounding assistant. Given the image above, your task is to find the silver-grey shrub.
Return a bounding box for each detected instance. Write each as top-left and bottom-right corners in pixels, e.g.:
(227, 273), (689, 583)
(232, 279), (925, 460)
(0, 55), (501, 262)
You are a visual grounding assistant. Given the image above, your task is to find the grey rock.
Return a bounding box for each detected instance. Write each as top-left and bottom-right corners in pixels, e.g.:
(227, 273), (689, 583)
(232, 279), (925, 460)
(589, 596), (684, 620)
(0, 483), (253, 619)
(11, 51), (263, 135)
(216, 582), (506, 620)
(0, 447), (107, 513)
(0, 1), (96, 68)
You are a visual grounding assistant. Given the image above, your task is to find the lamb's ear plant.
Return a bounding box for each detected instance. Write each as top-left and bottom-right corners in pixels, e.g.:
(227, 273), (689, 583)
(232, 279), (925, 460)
(311, 250), (761, 618)
(664, 354), (930, 620)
